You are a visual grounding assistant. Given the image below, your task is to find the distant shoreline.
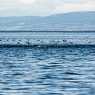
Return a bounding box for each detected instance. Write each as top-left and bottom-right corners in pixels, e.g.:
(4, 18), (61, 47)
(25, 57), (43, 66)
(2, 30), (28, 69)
(0, 30), (95, 32)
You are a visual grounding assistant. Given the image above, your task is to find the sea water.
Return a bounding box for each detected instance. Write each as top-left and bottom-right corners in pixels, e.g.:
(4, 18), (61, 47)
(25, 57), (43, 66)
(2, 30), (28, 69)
(0, 46), (95, 95)
(0, 32), (95, 95)
(0, 31), (95, 46)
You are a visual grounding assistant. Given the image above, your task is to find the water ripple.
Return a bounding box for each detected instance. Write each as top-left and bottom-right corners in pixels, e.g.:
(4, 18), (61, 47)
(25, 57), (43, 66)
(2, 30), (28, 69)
(0, 47), (95, 95)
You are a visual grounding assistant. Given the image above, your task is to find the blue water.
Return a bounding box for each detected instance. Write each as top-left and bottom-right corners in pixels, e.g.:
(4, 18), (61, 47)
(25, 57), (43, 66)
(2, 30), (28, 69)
(0, 47), (95, 95)
(1, 31), (95, 46)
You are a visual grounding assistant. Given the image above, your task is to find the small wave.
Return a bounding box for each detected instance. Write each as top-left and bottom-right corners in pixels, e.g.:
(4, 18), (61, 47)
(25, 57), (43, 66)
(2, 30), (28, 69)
(0, 37), (95, 47)
(0, 44), (95, 48)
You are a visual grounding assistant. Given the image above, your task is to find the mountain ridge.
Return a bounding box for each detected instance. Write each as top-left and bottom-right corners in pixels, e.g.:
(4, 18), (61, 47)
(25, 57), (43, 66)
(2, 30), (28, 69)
(0, 11), (95, 31)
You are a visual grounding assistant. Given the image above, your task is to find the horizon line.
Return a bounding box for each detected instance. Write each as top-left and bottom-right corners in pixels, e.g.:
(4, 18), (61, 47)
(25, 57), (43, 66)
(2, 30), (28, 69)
(0, 11), (95, 17)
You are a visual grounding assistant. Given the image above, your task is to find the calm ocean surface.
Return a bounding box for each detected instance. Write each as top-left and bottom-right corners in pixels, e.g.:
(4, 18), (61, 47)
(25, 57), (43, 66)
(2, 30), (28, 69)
(0, 46), (95, 95)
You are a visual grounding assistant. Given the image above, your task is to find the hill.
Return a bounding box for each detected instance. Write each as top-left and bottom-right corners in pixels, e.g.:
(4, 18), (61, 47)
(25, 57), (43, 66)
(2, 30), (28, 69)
(0, 11), (95, 31)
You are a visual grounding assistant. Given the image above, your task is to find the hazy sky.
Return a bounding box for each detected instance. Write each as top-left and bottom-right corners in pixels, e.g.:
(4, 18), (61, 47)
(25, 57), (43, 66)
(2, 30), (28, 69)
(0, 0), (95, 16)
